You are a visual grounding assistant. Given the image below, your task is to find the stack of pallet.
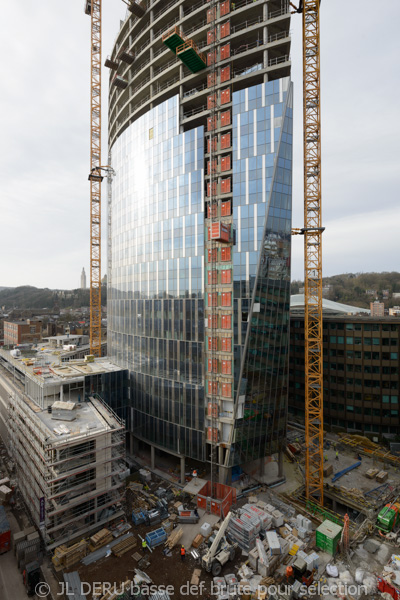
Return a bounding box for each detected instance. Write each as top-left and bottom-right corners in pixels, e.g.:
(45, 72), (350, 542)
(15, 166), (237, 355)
(89, 529), (113, 552)
(165, 526), (183, 549)
(111, 534), (137, 557)
(52, 539), (88, 571)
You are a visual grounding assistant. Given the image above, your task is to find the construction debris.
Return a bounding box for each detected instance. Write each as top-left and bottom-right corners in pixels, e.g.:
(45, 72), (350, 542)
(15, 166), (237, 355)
(165, 526), (183, 549)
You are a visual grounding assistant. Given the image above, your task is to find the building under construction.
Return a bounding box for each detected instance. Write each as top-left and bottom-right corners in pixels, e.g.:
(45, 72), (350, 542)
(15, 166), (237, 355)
(0, 348), (129, 550)
(107, 0), (293, 483)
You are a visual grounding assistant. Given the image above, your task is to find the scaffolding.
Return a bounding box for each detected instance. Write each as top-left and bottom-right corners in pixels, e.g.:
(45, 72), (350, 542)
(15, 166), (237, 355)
(7, 390), (126, 550)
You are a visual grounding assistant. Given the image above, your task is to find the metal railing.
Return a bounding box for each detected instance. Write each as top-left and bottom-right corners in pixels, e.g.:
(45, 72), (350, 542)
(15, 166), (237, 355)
(183, 82), (207, 98)
(183, 104), (207, 119)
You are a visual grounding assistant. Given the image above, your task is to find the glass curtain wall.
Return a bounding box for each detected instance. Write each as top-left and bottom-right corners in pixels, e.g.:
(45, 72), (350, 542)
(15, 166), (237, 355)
(109, 96), (206, 460)
(230, 77), (293, 466)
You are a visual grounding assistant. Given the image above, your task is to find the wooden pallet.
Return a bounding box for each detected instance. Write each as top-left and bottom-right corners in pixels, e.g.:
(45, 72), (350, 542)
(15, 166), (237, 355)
(112, 535), (137, 557)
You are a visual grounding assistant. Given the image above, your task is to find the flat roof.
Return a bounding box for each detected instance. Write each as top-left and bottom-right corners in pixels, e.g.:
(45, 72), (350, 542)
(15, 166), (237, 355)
(290, 294), (370, 315)
(35, 396), (123, 443)
(44, 335), (87, 341)
(0, 347), (125, 386)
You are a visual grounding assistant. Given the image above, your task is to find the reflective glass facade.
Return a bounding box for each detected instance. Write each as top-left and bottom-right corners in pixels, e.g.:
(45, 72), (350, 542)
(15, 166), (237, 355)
(109, 79), (293, 468)
(230, 78), (293, 465)
(109, 96), (206, 460)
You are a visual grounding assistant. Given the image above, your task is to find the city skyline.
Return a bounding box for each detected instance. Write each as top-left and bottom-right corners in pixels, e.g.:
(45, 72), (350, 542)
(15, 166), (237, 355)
(0, 1), (399, 289)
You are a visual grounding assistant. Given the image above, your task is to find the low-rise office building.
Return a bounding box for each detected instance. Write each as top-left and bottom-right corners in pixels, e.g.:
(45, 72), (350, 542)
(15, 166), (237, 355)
(289, 297), (399, 438)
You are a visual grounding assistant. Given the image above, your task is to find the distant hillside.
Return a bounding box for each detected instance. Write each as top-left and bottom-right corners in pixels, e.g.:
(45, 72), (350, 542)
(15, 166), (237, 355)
(0, 286), (107, 310)
(291, 272), (400, 309)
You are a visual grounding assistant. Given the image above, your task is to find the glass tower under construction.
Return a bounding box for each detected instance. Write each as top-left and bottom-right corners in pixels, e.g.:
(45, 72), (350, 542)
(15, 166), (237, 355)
(108, 0), (292, 482)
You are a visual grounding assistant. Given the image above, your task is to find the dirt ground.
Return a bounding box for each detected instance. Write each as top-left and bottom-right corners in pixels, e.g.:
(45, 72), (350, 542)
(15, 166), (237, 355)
(75, 526), (243, 600)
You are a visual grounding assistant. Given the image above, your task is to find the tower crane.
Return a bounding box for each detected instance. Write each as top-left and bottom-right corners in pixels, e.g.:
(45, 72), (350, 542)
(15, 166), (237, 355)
(84, 0), (128, 357)
(291, 0), (324, 504)
(85, 0), (103, 357)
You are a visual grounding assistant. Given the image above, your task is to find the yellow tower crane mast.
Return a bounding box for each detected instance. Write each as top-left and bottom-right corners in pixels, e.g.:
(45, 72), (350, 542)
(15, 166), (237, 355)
(291, 0), (324, 504)
(85, 0), (102, 357)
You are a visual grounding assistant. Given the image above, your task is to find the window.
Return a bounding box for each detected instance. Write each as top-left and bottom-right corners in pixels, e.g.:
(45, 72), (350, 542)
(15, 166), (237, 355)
(221, 337), (232, 352)
(149, 127), (154, 140)
(221, 247), (231, 262)
(337, 336), (344, 344)
(221, 314), (232, 329)
(391, 352), (398, 359)
(221, 292), (232, 306)
(346, 337), (353, 345)
(330, 336), (336, 343)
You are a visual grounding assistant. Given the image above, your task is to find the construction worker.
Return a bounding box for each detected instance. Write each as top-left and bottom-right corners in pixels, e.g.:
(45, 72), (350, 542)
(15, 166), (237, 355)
(324, 454), (328, 462)
(181, 545), (186, 561)
(335, 450), (339, 461)
(142, 538), (147, 552)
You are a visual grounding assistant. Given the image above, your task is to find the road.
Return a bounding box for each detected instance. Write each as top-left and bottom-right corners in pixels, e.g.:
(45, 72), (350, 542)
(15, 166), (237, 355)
(0, 548), (27, 600)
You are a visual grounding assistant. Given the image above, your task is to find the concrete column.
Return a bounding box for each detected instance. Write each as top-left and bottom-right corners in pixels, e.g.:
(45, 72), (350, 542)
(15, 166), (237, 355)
(278, 450), (284, 478)
(180, 456), (185, 485)
(218, 465), (231, 485)
(151, 445), (155, 470)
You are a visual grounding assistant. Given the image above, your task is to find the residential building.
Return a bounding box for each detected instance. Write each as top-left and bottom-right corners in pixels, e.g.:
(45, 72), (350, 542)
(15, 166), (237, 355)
(107, 0), (293, 481)
(81, 267), (87, 289)
(4, 319), (42, 346)
(389, 307), (400, 317)
(289, 298), (400, 438)
(370, 301), (385, 318)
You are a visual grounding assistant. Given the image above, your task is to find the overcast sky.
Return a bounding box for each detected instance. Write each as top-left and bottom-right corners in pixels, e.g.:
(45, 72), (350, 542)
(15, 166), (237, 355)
(0, 1), (399, 289)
